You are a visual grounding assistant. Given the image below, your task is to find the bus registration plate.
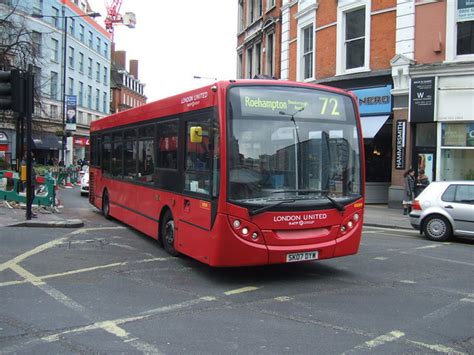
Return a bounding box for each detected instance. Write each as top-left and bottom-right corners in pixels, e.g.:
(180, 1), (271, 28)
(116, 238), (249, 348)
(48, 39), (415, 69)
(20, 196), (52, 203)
(286, 251), (318, 262)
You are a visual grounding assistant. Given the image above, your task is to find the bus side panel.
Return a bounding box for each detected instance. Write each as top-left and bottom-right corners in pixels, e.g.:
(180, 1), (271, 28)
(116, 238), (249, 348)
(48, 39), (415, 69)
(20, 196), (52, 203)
(132, 185), (161, 240)
(108, 179), (138, 230)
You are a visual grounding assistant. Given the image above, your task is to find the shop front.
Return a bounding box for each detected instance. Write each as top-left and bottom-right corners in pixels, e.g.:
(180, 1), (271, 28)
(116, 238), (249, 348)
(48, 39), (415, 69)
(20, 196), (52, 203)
(73, 136), (90, 163)
(31, 132), (62, 165)
(352, 85), (393, 203)
(436, 74), (474, 181)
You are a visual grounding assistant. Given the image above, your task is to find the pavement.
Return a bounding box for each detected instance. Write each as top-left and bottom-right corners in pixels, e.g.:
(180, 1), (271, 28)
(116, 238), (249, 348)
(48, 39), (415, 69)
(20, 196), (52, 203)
(0, 191), (412, 230)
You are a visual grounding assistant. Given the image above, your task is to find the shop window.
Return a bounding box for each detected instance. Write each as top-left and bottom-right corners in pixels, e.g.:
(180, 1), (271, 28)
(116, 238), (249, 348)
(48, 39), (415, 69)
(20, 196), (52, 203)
(441, 149), (474, 180)
(415, 123), (437, 147)
(364, 122), (392, 182)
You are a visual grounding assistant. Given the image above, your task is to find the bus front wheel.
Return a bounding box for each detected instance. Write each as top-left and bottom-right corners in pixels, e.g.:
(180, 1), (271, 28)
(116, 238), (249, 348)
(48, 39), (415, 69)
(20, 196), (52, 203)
(161, 210), (178, 256)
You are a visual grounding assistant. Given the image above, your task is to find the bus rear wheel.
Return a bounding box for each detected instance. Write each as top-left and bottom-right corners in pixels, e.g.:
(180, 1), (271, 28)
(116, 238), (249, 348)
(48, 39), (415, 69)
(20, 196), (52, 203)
(102, 192), (111, 220)
(161, 210), (178, 256)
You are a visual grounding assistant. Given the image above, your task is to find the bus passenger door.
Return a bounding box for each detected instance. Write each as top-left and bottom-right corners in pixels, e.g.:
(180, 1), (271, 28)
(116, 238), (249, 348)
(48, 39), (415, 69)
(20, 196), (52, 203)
(176, 114), (215, 263)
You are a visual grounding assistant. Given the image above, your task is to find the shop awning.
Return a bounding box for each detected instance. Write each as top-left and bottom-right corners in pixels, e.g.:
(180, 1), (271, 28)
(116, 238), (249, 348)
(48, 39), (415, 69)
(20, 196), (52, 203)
(32, 133), (62, 150)
(360, 115), (389, 139)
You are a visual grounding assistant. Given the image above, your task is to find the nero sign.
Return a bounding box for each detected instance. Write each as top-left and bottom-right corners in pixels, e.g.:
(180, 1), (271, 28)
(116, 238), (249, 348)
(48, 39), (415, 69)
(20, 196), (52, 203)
(395, 120), (406, 170)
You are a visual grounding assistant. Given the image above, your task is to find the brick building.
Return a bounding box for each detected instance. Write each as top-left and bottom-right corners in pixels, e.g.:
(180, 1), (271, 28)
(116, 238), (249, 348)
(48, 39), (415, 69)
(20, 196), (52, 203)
(110, 46), (146, 113)
(236, 0), (474, 206)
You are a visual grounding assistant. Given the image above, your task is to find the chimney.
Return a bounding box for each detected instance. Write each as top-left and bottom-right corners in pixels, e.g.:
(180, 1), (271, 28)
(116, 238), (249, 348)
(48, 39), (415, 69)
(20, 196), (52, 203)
(129, 59), (138, 79)
(113, 50), (126, 69)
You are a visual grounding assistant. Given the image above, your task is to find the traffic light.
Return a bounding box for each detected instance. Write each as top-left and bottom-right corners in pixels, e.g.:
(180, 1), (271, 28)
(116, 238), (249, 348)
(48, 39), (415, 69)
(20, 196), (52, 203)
(0, 69), (24, 114)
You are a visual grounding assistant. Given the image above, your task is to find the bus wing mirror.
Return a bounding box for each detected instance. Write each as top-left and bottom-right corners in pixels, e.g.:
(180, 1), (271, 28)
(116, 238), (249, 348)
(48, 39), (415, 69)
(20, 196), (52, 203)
(190, 126), (203, 143)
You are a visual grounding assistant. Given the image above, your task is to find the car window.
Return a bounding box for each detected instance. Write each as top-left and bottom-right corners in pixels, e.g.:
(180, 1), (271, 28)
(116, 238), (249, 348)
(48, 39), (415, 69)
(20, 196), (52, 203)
(441, 185), (456, 202)
(454, 185), (474, 204)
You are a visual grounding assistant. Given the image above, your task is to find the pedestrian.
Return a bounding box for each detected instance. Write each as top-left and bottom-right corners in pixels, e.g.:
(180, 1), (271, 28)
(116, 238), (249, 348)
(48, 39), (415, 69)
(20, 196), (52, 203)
(403, 168), (416, 215)
(416, 169), (430, 196)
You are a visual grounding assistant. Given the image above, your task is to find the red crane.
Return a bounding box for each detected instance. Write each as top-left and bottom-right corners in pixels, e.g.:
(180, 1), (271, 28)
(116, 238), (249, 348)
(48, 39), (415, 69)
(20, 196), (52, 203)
(104, 0), (135, 41)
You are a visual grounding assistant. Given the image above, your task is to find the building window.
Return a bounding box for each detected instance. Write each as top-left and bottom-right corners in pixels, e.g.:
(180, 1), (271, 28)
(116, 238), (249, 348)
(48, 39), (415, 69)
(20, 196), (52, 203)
(79, 52), (84, 73)
(103, 66), (107, 84)
(96, 62), (100, 82)
(301, 25), (314, 80)
(87, 85), (92, 108)
(238, 52), (243, 79)
(337, 2), (370, 74)
(266, 33), (274, 77)
(52, 7), (59, 27)
(104, 43), (108, 57)
(50, 71), (58, 99)
(96, 89), (100, 110)
(457, 20), (474, 55)
(69, 18), (75, 36)
(78, 81), (83, 106)
(50, 104), (58, 119)
(79, 24), (84, 42)
(68, 46), (74, 68)
(88, 31), (93, 47)
(96, 37), (101, 53)
(32, 31), (42, 56)
(238, 0), (244, 31)
(88, 57), (93, 77)
(248, 0), (262, 24)
(33, 0), (43, 15)
(103, 92), (107, 113)
(345, 7), (365, 70)
(246, 47), (253, 78)
(51, 38), (59, 62)
(267, 0), (275, 10)
(68, 77), (74, 96)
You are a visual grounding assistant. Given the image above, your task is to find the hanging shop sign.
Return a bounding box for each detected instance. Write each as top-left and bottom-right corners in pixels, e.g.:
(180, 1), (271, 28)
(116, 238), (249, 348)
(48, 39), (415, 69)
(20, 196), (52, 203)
(395, 120), (407, 170)
(410, 77), (435, 123)
(352, 85), (392, 115)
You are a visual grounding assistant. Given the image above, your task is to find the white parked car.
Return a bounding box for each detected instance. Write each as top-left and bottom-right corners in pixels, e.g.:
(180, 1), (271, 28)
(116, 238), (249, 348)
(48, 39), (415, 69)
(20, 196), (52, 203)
(80, 165), (89, 196)
(410, 181), (474, 241)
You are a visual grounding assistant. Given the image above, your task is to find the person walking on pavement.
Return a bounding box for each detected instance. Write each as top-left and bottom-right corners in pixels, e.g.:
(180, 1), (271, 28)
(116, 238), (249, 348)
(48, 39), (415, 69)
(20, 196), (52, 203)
(416, 169), (430, 196)
(403, 168), (416, 215)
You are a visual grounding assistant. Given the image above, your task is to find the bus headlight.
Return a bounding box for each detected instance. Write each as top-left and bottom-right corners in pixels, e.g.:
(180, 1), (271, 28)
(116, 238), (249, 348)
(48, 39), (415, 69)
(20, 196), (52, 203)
(242, 227), (249, 235)
(233, 220), (241, 228)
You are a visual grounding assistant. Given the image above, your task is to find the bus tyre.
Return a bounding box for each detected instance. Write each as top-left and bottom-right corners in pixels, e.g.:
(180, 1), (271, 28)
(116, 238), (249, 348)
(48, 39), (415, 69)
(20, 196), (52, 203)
(102, 192), (111, 220)
(161, 211), (178, 256)
(423, 215), (452, 242)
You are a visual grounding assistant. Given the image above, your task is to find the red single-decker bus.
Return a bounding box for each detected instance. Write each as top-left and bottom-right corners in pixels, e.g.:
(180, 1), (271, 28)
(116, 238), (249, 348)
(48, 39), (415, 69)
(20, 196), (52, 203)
(89, 80), (365, 266)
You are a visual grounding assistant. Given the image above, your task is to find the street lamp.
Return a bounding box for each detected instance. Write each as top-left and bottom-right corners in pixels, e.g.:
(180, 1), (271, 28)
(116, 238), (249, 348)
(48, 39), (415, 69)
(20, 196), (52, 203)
(32, 10), (100, 165)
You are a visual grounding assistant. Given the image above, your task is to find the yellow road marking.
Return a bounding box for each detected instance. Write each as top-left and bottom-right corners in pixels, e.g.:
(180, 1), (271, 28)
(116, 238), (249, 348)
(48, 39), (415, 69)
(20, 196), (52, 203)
(224, 286), (260, 295)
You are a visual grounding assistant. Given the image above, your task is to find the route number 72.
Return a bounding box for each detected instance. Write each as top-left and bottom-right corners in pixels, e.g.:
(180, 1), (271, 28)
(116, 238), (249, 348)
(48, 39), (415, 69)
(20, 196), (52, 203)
(319, 97), (340, 116)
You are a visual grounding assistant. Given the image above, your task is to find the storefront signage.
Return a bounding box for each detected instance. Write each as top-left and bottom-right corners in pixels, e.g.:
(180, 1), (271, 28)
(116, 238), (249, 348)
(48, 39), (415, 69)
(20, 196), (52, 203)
(410, 77), (435, 123)
(352, 85), (392, 115)
(395, 120), (406, 170)
(74, 137), (90, 146)
(66, 95), (77, 132)
(458, 0), (474, 21)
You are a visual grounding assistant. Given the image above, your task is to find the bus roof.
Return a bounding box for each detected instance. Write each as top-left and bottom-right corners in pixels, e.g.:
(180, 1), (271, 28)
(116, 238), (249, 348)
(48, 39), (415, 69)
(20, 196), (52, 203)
(90, 79), (352, 132)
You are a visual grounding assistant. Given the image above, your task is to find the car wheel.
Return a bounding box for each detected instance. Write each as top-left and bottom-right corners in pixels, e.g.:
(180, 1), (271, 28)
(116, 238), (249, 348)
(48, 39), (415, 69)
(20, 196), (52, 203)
(161, 210), (178, 256)
(423, 215), (452, 242)
(102, 192), (111, 220)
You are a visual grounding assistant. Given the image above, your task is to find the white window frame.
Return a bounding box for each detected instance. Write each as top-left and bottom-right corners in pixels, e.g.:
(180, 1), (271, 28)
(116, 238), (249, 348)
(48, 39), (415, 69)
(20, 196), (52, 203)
(446, 1), (474, 62)
(336, 0), (371, 75)
(296, 8), (315, 82)
(265, 32), (275, 77)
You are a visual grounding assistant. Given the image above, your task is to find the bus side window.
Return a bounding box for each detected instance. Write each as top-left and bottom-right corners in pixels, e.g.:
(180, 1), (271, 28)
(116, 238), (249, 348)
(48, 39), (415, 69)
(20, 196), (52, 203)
(185, 120), (211, 194)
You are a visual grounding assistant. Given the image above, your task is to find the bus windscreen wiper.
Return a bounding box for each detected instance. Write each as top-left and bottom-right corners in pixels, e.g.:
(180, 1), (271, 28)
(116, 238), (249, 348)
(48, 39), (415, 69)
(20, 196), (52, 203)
(272, 189), (346, 212)
(249, 199), (297, 217)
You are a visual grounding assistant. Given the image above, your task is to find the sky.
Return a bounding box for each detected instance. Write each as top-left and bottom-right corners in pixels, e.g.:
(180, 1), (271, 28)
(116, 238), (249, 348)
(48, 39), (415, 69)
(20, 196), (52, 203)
(87, 0), (238, 101)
